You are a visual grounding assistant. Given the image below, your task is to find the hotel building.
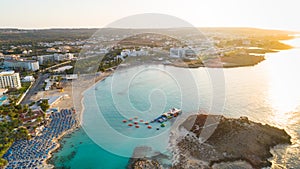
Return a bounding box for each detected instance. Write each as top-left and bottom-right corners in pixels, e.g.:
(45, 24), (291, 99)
(0, 71), (22, 89)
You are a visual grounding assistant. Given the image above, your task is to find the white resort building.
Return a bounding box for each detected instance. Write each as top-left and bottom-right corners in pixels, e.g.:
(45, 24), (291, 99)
(170, 47), (197, 59)
(0, 71), (22, 89)
(4, 59), (40, 71)
(37, 53), (74, 65)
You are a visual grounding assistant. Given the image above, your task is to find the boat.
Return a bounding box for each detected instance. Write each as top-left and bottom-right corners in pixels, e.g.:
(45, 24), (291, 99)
(135, 125), (140, 128)
(151, 108), (182, 123)
(122, 120), (127, 123)
(128, 123), (133, 127)
(161, 123), (166, 127)
(147, 125), (152, 129)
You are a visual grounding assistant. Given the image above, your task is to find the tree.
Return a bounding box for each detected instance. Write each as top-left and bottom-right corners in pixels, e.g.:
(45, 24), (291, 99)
(28, 109), (33, 117)
(29, 101), (35, 106)
(14, 127), (30, 140)
(39, 100), (50, 111)
(0, 158), (8, 168)
(21, 104), (28, 114)
(8, 96), (17, 106)
(56, 76), (62, 82)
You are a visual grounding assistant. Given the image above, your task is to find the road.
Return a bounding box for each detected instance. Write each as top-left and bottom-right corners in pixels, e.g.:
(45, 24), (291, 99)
(21, 61), (72, 105)
(21, 73), (49, 105)
(41, 61), (72, 72)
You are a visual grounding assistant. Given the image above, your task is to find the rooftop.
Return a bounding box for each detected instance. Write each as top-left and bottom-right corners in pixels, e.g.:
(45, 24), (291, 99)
(0, 70), (16, 76)
(4, 59), (38, 63)
(53, 65), (73, 72)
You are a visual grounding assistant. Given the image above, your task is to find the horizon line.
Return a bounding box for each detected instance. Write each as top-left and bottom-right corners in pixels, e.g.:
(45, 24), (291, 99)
(0, 26), (297, 32)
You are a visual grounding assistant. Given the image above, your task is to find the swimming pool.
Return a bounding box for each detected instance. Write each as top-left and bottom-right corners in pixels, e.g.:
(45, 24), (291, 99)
(0, 95), (8, 105)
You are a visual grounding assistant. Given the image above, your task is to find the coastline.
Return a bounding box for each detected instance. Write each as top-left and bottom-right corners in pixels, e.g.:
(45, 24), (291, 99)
(45, 71), (113, 168)
(126, 114), (291, 169)
(43, 109), (81, 169)
(2, 71), (116, 169)
(127, 114), (292, 168)
(43, 36), (297, 168)
(3, 109), (78, 169)
(171, 36), (295, 69)
(45, 123), (80, 168)
(72, 71), (113, 123)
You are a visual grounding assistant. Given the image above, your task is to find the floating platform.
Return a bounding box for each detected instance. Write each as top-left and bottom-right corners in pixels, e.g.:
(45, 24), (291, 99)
(151, 108), (182, 123)
(122, 108), (181, 130)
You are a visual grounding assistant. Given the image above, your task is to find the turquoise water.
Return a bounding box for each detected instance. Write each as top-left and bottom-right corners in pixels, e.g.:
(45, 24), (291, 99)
(51, 38), (300, 168)
(0, 95), (8, 105)
(80, 66), (210, 160)
(49, 128), (128, 169)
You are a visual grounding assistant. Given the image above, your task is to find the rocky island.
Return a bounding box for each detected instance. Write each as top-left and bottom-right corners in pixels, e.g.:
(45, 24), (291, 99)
(128, 114), (291, 169)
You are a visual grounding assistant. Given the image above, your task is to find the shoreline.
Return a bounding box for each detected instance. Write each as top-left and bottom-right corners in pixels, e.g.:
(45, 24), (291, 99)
(43, 109), (81, 169)
(3, 109), (78, 169)
(73, 71), (113, 123)
(45, 71), (113, 168)
(42, 36), (297, 168)
(143, 114), (292, 169)
(45, 119), (80, 168)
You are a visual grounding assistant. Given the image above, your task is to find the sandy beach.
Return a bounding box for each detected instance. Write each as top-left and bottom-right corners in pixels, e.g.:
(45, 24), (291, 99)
(28, 71), (113, 118)
(71, 71), (113, 120)
(44, 119), (79, 169)
(4, 109), (78, 169)
(21, 71), (113, 168)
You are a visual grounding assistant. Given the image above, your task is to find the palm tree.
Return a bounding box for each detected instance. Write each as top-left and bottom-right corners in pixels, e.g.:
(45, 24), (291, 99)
(8, 96), (17, 106)
(23, 104), (29, 113)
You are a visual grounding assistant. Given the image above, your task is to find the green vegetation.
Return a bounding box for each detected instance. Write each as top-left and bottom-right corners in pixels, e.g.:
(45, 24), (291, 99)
(0, 29), (96, 56)
(39, 100), (49, 112)
(0, 157), (8, 167)
(19, 71), (37, 77)
(205, 28), (295, 67)
(5, 82), (32, 106)
(40, 60), (71, 70)
(216, 38), (292, 51)
(6, 82), (31, 96)
(56, 76), (62, 82)
(221, 53), (265, 67)
(73, 49), (123, 74)
(0, 29), (96, 44)
(19, 82), (31, 94)
(0, 101), (33, 167)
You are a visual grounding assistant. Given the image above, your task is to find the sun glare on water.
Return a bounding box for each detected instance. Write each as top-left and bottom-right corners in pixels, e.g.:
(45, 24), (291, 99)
(266, 46), (300, 126)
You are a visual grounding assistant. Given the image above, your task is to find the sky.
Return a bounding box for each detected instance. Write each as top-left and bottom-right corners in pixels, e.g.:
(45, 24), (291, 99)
(0, 0), (299, 31)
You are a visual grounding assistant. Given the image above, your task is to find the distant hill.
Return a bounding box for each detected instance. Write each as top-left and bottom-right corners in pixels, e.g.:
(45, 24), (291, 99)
(0, 29), (97, 45)
(0, 27), (295, 45)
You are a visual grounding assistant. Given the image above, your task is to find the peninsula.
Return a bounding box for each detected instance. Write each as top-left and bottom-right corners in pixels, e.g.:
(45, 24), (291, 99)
(128, 114), (291, 169)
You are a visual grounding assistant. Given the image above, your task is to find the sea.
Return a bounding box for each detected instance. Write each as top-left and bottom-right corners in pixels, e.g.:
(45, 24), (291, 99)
(50, 37), (300, 169)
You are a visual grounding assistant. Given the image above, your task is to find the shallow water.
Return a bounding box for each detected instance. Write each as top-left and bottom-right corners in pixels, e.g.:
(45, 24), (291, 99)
(51, 38), (300, 168)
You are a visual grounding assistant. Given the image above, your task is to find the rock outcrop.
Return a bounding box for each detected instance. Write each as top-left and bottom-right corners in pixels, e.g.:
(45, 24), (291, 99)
(127, 114), (291, 169)
(171, 114), (291, 169)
